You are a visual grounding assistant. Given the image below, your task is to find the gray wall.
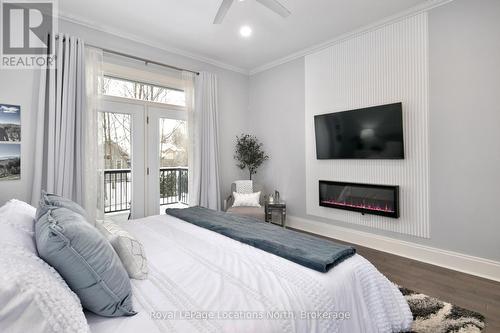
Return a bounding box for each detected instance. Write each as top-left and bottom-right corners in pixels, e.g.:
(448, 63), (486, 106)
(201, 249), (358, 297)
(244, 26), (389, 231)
(249, 58), (306, 217)
(0, 18), (249, 206)
(428, 0), (500, 261)
(0, 70), (38, 205)
(248, 0), (500, 261)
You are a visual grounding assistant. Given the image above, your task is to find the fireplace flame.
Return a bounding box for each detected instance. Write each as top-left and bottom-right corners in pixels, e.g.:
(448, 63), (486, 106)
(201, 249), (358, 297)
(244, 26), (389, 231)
(320, 199), (395, 213)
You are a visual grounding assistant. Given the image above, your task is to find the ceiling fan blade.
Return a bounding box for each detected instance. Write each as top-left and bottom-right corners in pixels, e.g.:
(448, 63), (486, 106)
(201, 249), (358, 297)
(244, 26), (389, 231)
(256, 0), (291, 18)
(213, 0), (234, 24)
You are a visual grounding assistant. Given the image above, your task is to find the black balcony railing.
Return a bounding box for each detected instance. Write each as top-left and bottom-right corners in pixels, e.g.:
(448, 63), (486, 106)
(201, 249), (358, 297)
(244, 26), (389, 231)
(159, 167), (188, 206)
(104, 169), (131, 213)
(104, 167), (188, 214)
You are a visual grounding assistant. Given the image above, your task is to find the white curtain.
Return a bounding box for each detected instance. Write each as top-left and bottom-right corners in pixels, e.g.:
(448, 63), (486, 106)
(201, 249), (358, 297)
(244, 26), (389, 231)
(31, 35), (104, 220)
(189, 72), (221, 210)
(84, 47), (104, 221)
(32, 34), (85, 206)
(183, 71), (198, 206)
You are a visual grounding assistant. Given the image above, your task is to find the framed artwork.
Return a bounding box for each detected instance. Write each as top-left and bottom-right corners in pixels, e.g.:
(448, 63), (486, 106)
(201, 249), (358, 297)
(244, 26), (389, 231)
(0, 104), (21, 180)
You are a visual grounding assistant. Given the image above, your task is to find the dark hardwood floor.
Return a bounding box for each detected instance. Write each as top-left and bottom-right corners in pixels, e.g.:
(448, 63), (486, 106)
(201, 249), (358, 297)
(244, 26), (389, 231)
(291, 228), (500, 332)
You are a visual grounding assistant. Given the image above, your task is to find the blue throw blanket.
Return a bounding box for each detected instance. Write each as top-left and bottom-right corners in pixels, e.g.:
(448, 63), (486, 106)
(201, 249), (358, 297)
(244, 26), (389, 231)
(166, 206), (356, 273)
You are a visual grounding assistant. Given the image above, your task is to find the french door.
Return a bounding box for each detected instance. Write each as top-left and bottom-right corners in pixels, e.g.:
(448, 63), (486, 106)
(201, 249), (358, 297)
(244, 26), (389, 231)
(99, 98), (188, 219)
(147, 105), (188, 216)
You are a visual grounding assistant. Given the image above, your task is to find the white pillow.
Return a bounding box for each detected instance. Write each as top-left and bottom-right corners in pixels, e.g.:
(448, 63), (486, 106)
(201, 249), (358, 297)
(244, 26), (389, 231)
(0, 244), (90, 333)
(0, 199), (36, 234)
(232, 191), (261, 207)
(96, 220), (148, 280)
(234, 180), (253, 194)
(0, 200), (37, 254)
(0, 218), (37, 254)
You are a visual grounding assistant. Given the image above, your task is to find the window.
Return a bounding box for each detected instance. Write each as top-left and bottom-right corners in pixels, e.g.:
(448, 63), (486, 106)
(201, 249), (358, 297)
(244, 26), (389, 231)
(99, 65), (192, 217)
(102, 76), (186, 107)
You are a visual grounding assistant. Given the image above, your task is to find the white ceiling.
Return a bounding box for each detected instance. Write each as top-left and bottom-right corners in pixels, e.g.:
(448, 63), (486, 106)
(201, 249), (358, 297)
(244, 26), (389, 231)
(60, 0), (431, 73)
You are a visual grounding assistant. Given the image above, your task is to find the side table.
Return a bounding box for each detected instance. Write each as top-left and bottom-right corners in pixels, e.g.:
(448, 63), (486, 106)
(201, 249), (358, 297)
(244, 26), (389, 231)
(265, 201), (286, 227)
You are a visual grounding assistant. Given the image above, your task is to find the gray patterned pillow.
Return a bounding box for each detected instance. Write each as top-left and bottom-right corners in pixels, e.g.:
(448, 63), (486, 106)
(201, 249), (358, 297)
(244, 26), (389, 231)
(96, 220), (148, 280)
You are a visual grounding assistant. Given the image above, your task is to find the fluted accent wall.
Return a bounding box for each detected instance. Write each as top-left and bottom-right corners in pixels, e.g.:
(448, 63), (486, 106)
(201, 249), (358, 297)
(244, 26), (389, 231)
(305, 13), (430, 238)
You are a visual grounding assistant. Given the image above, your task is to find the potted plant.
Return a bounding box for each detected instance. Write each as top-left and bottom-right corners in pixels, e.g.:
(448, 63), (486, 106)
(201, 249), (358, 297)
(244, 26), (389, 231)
(234, 134), (269, 180)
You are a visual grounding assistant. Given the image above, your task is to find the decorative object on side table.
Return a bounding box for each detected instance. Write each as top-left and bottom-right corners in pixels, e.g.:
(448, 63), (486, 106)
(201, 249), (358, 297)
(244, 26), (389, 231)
(265, 194), (286, 227)
(0, 104), (21, 181)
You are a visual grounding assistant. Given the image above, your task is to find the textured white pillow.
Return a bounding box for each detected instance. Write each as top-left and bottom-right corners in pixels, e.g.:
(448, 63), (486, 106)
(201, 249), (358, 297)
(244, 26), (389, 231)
(0, 218), (37, 254)
(0, 199), (36, 234)
(0, 244), (90, 333)
(0, 200), (37, 254)
(232, 191), (261, 207)
(234, 180), (253, 194)
(96, 220), (148, 280)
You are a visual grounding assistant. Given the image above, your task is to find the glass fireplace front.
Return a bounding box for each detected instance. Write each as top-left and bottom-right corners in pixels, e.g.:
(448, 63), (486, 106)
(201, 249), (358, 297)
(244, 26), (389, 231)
(319, 181), (399, 218)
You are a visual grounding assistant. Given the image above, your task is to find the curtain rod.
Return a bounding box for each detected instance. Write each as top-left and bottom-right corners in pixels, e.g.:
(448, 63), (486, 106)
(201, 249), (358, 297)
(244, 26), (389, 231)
(97, 47), (200, 76)
(54, 35), (200, 75)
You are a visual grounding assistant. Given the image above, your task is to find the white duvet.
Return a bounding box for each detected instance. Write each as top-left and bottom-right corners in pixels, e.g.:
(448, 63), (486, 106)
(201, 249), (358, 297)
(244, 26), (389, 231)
(86, 214), (412, 333)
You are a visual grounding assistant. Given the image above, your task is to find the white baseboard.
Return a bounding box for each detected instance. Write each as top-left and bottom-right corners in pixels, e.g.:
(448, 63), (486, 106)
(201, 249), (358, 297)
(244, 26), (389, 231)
(287, 215), (500, 283)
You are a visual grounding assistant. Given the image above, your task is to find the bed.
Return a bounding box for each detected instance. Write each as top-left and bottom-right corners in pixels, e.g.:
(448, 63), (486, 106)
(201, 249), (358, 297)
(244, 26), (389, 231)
(85, 214), (412, 333)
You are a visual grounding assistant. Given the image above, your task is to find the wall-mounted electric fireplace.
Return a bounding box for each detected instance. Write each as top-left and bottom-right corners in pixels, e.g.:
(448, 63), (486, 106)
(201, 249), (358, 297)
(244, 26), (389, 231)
(319, 181), (399, 218)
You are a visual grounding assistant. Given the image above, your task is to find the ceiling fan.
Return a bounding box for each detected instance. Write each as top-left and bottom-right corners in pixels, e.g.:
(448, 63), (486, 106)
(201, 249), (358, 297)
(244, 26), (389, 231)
(213, 0), (291, 24)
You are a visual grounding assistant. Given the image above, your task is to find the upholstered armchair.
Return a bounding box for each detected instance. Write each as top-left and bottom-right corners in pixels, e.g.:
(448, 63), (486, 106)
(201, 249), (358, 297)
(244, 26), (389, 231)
(224, 182), (265, 220)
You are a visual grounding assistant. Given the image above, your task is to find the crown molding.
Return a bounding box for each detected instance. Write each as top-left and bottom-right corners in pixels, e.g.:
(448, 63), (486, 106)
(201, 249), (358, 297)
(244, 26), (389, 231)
(249, 0), (455, 75)
(57, 0), (454, 77)
(57, 12), (249, 75)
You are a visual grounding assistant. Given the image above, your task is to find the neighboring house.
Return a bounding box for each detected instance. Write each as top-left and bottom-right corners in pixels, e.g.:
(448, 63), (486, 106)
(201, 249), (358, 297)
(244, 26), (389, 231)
(160, 143), (187, 168)
(102, 141), (130, 169)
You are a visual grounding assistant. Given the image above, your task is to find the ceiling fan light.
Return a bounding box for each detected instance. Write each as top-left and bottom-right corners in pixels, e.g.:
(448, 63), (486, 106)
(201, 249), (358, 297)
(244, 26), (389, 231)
(239, 25), (253, 37)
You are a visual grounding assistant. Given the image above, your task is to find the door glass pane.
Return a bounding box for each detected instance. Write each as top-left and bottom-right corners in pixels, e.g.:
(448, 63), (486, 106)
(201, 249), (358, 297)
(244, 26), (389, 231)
(99, 112), (132, 215)
(159, 118), (188, 212)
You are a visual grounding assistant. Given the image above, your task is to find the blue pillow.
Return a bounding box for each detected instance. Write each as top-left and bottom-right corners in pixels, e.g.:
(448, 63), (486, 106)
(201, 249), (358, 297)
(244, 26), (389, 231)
(38, 191), (87, 217)
(35, 206), (136, 317)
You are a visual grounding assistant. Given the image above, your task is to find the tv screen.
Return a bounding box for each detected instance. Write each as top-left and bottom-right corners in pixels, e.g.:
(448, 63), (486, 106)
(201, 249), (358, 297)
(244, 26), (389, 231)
(314, 103), (404, 159)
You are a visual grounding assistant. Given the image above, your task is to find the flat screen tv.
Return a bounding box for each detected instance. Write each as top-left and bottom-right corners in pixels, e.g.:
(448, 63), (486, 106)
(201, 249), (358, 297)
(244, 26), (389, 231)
(314, 103), (404, 159)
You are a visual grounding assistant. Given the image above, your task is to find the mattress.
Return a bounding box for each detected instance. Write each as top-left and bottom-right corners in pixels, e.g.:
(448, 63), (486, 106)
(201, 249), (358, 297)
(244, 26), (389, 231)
(86, 214), (412, 333)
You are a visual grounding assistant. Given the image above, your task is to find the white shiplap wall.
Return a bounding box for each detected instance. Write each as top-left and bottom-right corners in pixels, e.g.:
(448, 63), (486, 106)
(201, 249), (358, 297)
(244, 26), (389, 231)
(305, 13), (430, 238)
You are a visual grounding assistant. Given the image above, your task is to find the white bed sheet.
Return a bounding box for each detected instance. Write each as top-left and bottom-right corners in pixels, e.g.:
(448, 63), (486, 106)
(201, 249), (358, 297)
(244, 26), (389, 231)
(86, 214), (412, 333)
